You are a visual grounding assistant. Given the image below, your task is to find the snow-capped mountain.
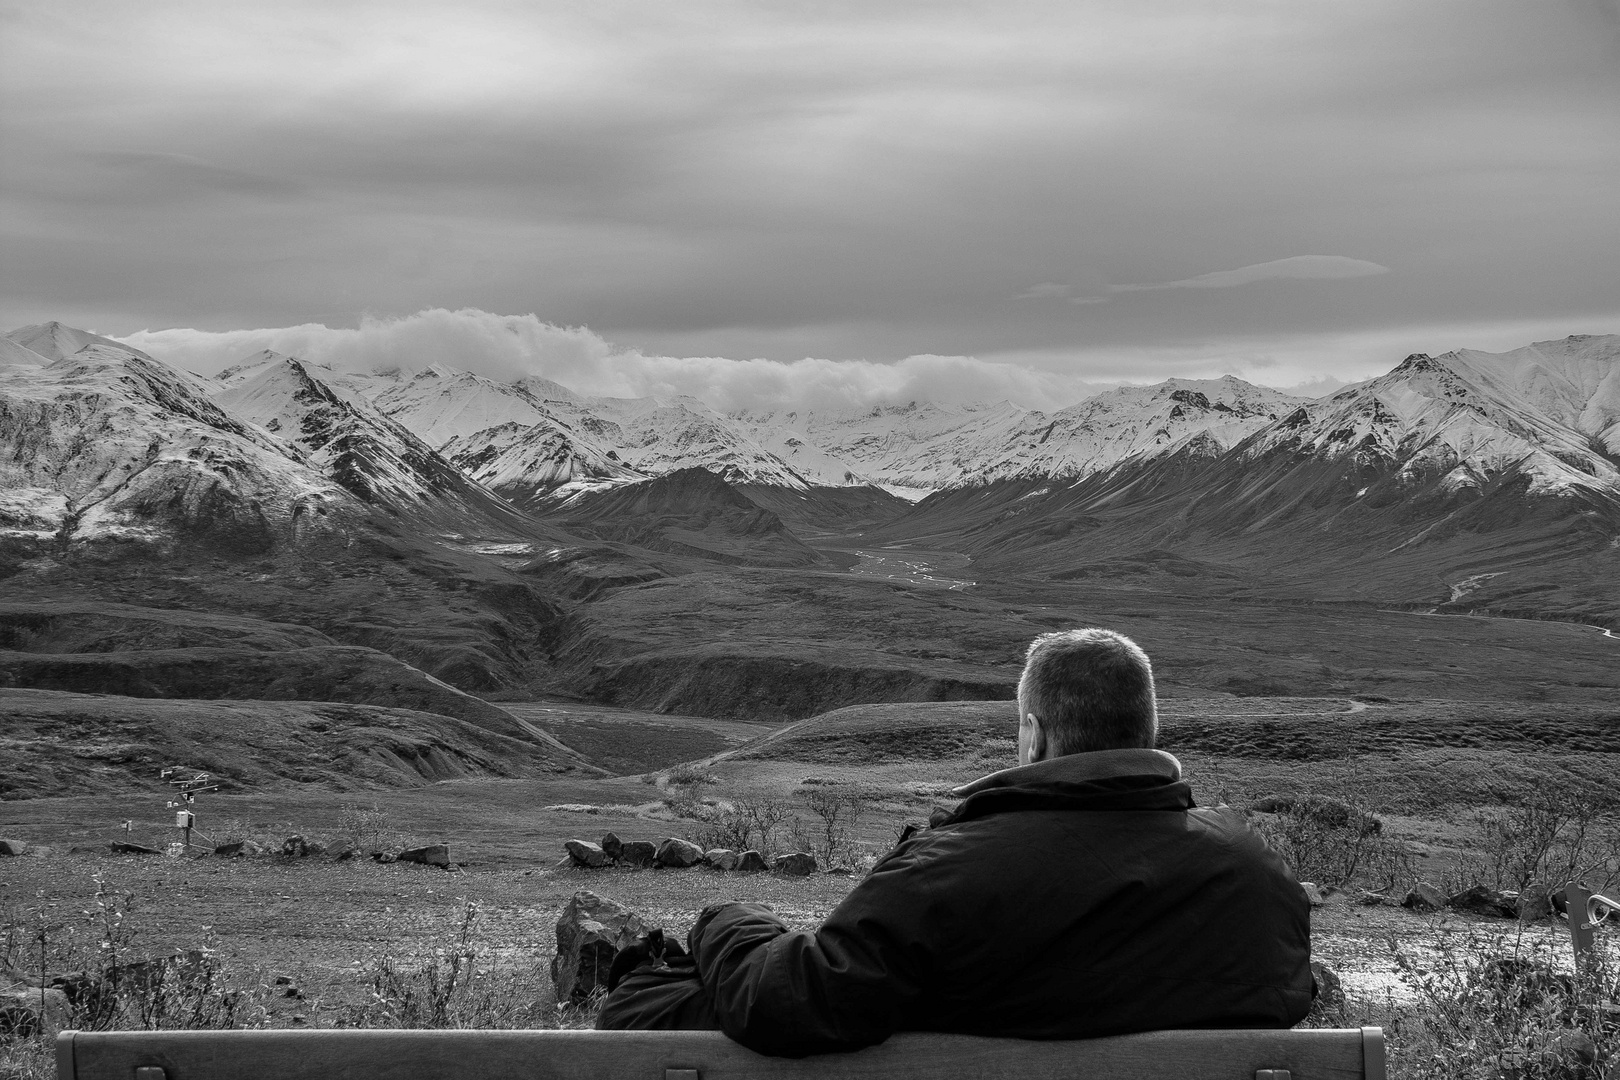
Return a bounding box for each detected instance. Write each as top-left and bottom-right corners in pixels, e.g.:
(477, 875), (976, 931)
(997, 377), (1303, 481)
(369, 367), (646, 502)
(564, 397), (811, 489)
(0, 324), (348, 545)
(734, 401), (1027, 490)
(212, 352), (517, 511)
(734, 377), (1301, 491)
(1231, 336), (1620, 498)
(373, 366), (559, 447)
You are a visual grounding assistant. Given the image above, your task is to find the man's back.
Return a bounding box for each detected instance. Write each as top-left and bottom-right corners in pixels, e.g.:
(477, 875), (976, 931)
(684, 750), (1313, 1056)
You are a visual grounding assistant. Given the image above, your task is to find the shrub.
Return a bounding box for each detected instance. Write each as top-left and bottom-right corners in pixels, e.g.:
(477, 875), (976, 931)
(687, 796), (795, 855)
(792, 786), (867, 868)
(1251, 795), (1413, 892)
(1390, 927), (1618, 1080)
(336, 803), (406, 853)
(339, 900), (552, 1029)
(1468, 792), (1620, 896)
(662, 764), (717, 787)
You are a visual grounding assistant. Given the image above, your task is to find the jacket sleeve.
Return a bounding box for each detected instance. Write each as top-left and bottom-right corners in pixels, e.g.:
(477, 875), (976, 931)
(688, 846), (941, 1056)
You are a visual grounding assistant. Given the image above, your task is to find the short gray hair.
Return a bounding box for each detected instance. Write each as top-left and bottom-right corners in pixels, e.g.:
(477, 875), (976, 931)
(1018, 628), (1157, 755)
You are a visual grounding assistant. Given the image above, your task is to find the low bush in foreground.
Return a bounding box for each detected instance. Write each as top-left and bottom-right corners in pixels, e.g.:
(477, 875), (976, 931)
(1385, 927), (1617, 1080)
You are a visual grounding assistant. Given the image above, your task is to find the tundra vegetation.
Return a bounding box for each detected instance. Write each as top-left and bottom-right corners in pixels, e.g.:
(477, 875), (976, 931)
(5, 713), (1619, 1080)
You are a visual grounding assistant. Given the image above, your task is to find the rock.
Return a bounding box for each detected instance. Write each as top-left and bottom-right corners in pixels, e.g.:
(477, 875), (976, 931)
(735, 849), (768, 873)
(1355, 890), (1388, 906)
(1447, 884), (1517, 918)
(371, 850), (397, 864)
(332, 846), (361, 861)
(703, 848), (739, 871)
(0, 839), (27, 857)
(1401, 882), (1447, 912)
(1299, 882), (1326, 907)
(1552, 1031), (1597, 1067)
(109, 842), (161, 856)
(282, 835), (308, 858)
(46, 972), (93, 1006)
(600, 833), (624, 861)
(0, 986), (70, 1036)
(1310, 961), (1345, 1012)
(213, 840), (264, 858)
(303, 841), (328, 857)
(1516, 883), (1553, 922)
(618, 840), (658, 868)
(398, 844), (451, 868)
(773, 852), (818, 876)
(550, 890), (652, 1003)
(655, 838), (703, 868)
(565, 840), (611, 868)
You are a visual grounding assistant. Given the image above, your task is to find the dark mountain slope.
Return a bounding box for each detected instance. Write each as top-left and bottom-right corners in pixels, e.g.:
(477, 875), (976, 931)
(552, 467), (827, 568)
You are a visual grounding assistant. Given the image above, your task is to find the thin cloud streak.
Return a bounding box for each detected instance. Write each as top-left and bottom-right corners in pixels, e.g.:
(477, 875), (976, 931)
(1109, 256), (1391, 293)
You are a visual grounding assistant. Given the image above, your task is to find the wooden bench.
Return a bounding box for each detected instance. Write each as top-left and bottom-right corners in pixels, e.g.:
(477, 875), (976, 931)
(57, 1026), (1386, 1080)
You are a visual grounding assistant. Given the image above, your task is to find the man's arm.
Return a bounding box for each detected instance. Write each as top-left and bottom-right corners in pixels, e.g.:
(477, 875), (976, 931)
(688, 845), (942, 1056)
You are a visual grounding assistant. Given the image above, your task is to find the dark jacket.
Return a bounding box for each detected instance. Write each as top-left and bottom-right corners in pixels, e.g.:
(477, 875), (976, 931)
(687, 749), (1313, 1056)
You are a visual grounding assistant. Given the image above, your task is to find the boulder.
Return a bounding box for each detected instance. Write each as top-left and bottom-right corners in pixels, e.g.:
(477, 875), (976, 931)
(213, 840), (264, 858)
(46, 971), (93, 1006)
(600, 833), (624, 861)
(773, 852), (818, 876)
(703, 848), (739, 871)
(1552, 1031), (1598, 1068)
(564, 840), (611, 868)
(655, 838), (704, 868)
(1299, 882), (1325, 907)
(398, 844), (451, 868)
(0, 839), (27, 857)
(1516, 883), (1553, 922)
(735, 849), (768, 873)
(550, 890), (651, 1003)
(1447, 884), (1517, 918)
(1310, 961), (1345, 1012)
(281, 835), (308, 858)
(1401, 882), (1446, 912)
(109, 842), (161, 856)
(0, 986), (70, 1036)
(618, 841), (658, 869)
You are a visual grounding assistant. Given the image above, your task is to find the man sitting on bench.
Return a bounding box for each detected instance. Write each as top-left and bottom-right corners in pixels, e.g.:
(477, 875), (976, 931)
(599, 628), (1314, 1056)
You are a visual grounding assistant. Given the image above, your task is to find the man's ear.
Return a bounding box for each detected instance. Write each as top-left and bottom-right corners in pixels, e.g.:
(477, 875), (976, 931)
(1026, 712), (1048, 763)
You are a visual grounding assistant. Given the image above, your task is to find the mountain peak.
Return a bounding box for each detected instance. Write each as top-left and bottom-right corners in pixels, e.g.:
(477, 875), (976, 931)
(5, 322), (124, 362)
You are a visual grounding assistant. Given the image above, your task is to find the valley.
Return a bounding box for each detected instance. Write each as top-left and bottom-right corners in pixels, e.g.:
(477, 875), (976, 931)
(3, 320), (1618, 1067)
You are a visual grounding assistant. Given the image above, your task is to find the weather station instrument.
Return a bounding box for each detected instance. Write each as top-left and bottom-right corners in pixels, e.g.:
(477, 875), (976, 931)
(161, 768), (219, 854)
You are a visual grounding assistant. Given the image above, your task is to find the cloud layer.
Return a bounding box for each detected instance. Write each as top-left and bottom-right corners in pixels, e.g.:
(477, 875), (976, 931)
(121, 306), (1605, 413)
(122, 308), (1111, 412)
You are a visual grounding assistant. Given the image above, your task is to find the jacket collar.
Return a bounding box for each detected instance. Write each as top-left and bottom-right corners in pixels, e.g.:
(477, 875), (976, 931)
(940, 748), (1193, 825)
(951, 748), (1183, 799)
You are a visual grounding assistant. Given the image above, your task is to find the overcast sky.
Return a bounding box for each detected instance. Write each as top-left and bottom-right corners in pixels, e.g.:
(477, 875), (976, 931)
(3, 1), (1618, 407)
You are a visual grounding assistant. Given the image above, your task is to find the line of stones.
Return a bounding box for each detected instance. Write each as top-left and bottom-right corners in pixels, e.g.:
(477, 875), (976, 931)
(564, 833), (818, 876)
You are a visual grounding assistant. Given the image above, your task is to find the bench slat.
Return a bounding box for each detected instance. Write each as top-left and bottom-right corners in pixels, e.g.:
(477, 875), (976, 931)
(60, 1027), (1380, 1080)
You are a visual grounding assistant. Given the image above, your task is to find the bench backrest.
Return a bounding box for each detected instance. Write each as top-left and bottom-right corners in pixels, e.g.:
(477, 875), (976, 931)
(58, 1027), (1385, 1080)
